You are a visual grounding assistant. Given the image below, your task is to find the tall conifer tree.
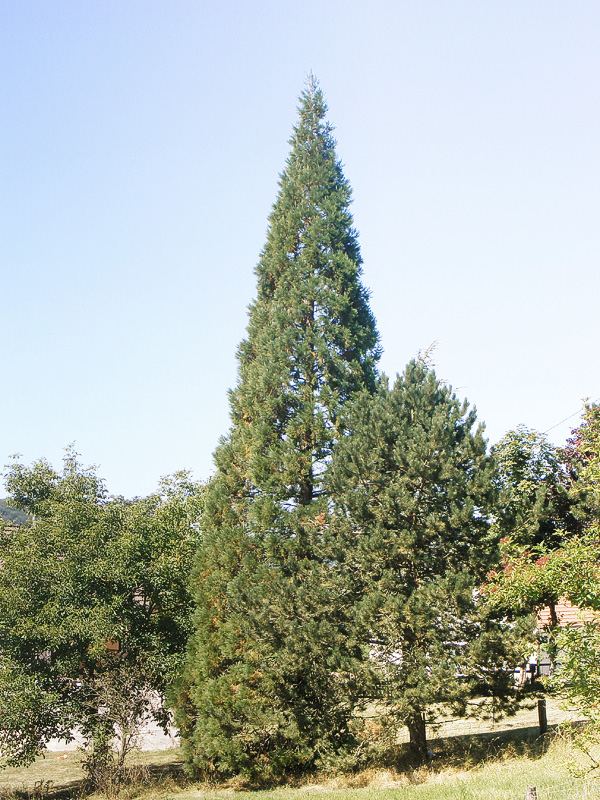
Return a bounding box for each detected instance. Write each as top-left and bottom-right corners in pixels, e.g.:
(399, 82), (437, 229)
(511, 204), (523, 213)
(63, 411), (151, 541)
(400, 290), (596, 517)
(327, 359), (516, 760)
(175, 77), (380, 779)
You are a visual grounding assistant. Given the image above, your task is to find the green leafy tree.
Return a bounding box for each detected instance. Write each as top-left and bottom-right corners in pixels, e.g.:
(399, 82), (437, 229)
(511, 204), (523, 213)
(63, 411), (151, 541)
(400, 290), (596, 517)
(488, 426), (583, 637)
(533, 407), (600, 727)
(175, 77), (380, 780)
(326, 359), (518, 759)
(487, 405), (600, 734)
(0, 451), (203, 789)
(0, 498), (29, 526)
(491, 426), (581, 551)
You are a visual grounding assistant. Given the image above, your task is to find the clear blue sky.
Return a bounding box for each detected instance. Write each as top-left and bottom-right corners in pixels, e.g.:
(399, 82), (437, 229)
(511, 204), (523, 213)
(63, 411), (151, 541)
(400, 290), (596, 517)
(2, 1), (599, 497)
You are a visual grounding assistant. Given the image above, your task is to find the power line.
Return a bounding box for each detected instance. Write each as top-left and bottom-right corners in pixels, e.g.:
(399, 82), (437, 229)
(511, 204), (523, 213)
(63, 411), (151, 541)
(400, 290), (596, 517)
(543, 397), (600, 435)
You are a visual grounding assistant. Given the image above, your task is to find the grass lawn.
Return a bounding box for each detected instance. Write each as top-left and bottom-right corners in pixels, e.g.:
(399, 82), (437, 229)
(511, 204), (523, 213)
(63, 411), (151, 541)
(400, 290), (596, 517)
(0, 748), (185, 798)
(0, 699), (593, 800)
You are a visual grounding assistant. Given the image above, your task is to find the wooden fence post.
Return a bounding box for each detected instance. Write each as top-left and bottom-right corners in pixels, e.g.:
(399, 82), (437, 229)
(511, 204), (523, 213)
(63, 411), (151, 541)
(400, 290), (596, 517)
(538, 698), (548, 735)
(526, 787), (537, 800)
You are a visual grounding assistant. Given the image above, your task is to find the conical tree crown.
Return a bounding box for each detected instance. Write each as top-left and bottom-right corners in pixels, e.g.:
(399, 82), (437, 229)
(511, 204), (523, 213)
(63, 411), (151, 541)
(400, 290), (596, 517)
(230, 76), (379, 505)
(176, 79), (381, 779)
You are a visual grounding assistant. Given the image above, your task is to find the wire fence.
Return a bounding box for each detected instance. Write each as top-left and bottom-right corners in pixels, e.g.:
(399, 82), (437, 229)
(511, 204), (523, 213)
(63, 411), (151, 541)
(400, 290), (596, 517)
(390, 699), (584, 743)
(394, 716), (548, 744)
(526, 781), (600, 800)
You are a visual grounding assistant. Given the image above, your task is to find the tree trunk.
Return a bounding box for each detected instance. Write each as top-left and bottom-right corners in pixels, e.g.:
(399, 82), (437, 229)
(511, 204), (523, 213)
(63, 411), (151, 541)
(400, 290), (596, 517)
(549, 600), (558, 628)
(538, 698), (548, 735)
(407, 712), (427, 760)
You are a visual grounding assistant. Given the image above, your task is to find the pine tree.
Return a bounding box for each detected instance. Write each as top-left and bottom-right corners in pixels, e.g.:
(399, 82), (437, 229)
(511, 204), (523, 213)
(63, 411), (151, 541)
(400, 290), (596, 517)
(175, 77), (380, 779)
(327, 359), (516, 760)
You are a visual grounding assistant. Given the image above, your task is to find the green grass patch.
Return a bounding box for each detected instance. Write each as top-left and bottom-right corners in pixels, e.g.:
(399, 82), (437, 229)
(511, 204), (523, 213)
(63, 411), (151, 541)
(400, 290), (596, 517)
(0, 701), (592, 800)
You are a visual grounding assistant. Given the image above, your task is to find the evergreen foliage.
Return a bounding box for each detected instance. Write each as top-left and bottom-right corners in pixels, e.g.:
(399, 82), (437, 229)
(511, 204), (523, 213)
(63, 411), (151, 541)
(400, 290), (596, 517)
(327, 360), (518, 759)
(175, 77), (380, 780)
(233, 75), (379, 505)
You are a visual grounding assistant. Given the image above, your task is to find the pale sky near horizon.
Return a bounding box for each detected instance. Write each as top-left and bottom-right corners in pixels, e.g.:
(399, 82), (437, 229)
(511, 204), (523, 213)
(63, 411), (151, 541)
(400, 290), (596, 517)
(2, 1), (599, 498)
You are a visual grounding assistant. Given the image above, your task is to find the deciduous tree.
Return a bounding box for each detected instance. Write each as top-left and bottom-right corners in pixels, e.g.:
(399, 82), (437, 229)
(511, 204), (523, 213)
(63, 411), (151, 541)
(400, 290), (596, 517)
(491, 426), (580, 552)
(0, 452), (203, 789)
(487, 405), (600, 733)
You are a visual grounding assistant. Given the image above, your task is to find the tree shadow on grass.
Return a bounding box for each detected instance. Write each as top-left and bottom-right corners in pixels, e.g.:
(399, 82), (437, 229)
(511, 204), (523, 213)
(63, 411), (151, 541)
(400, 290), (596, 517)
(0, 755), (188, 800)
(363, 722), (571, 782)
(428, 724), (551, 766)
(0, 724), (582, 798)
(405, 721), (589, 779)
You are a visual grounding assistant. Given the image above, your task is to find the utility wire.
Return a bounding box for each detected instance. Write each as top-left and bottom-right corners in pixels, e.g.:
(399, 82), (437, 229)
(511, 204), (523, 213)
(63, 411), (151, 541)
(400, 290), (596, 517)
(543, 396), (600, 435)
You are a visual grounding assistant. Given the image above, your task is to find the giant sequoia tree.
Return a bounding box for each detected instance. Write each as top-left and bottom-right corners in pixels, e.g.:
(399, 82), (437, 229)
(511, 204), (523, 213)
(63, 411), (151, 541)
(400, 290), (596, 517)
(176, 78), (380, 778)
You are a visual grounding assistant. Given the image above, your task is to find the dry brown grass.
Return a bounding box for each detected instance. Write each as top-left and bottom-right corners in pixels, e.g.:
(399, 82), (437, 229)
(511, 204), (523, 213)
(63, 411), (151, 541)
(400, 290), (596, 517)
(0, 700), (587, 800)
